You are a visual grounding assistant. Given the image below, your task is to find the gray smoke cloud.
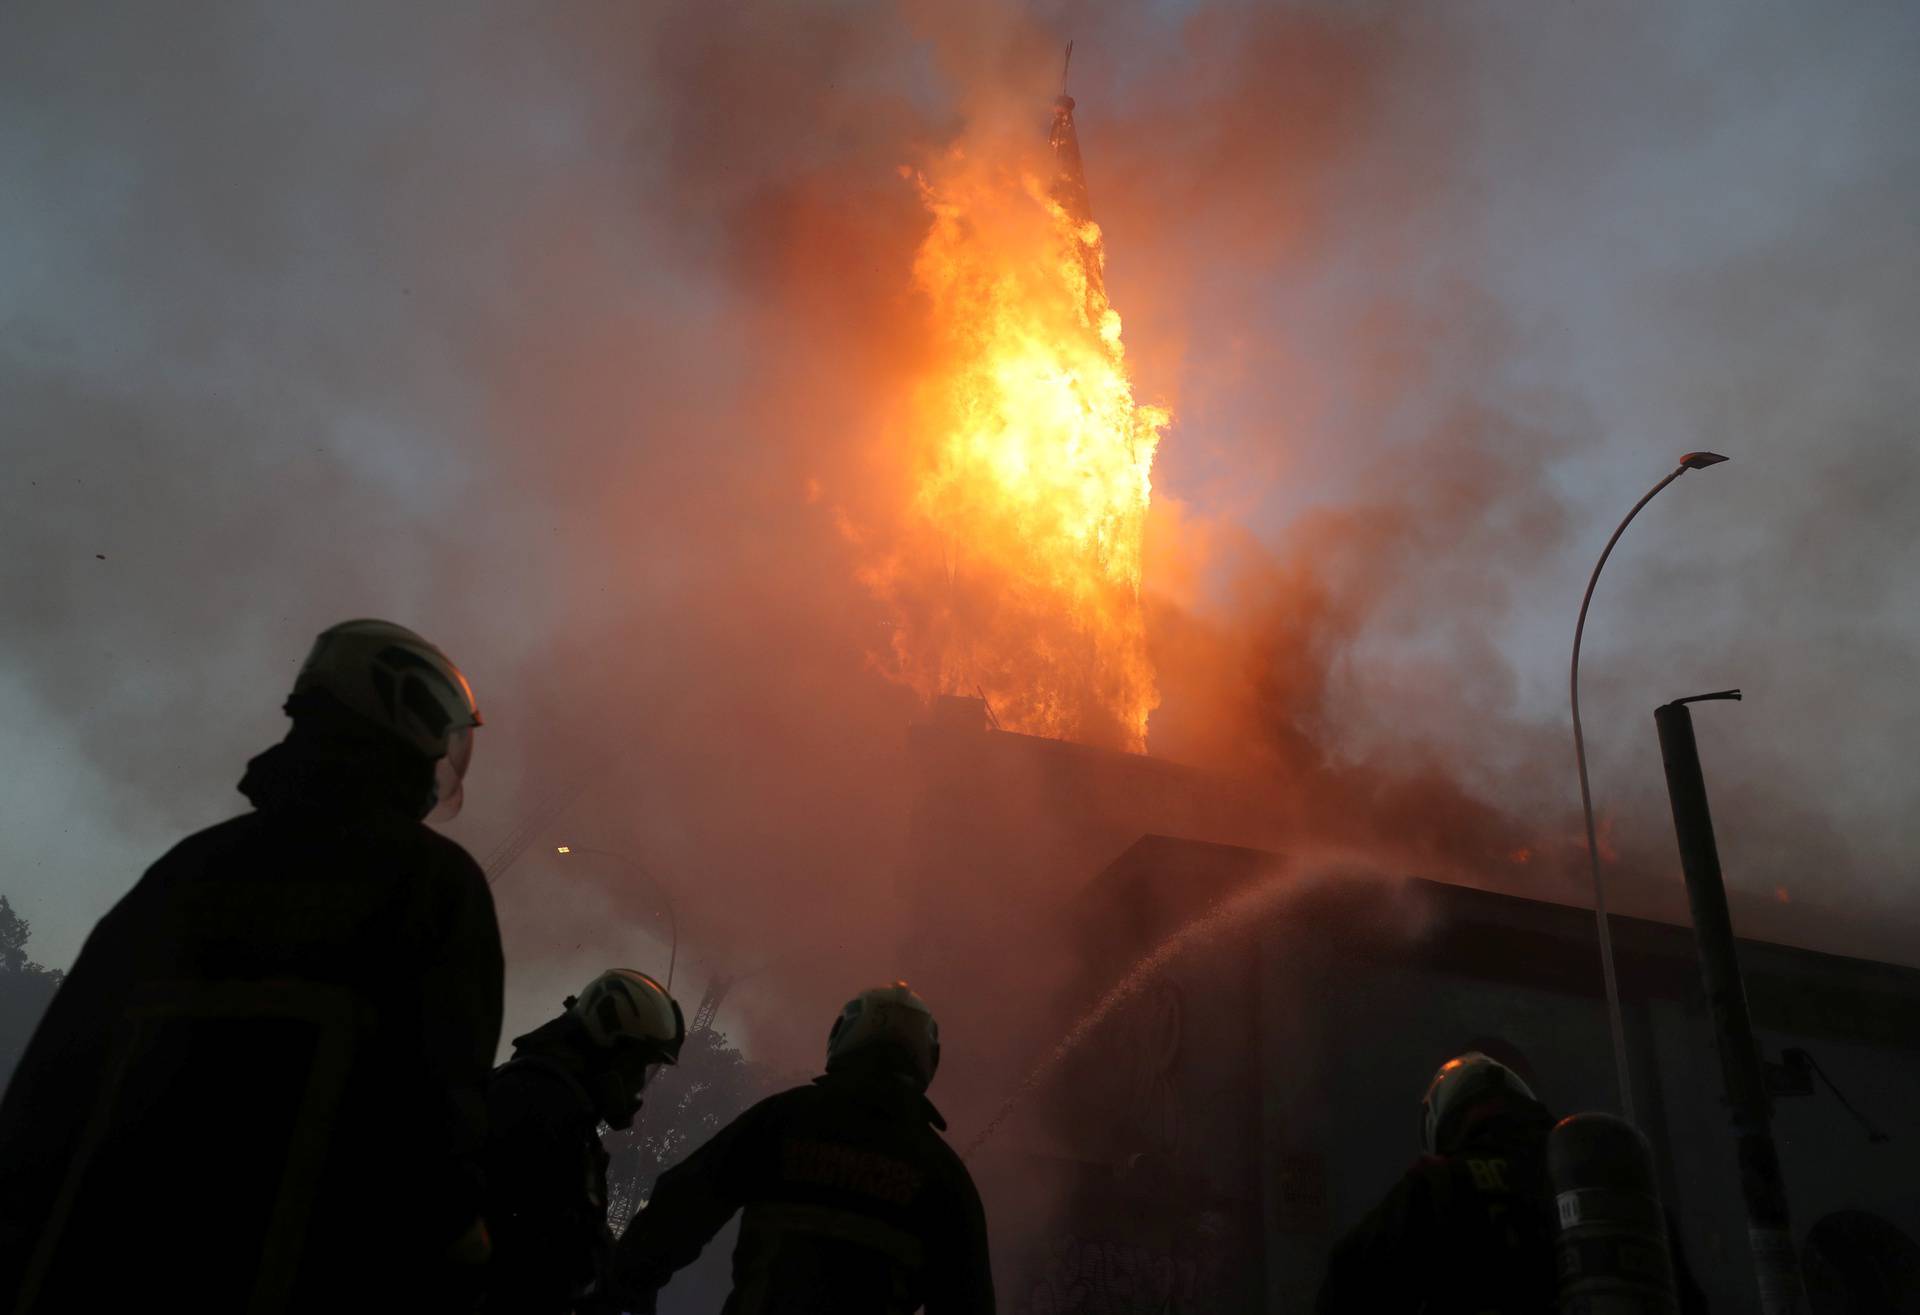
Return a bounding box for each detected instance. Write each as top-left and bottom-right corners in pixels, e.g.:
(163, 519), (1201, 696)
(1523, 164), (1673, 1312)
(4, 0), (1917, 1084)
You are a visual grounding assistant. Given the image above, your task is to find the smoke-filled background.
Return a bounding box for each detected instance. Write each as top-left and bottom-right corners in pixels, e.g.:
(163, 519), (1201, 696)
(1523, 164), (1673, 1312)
(5, 0), (1918, 1086)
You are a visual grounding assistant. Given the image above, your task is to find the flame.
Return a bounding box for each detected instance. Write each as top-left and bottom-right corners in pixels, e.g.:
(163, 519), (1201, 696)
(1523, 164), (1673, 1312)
(856, 128), (1168, 751)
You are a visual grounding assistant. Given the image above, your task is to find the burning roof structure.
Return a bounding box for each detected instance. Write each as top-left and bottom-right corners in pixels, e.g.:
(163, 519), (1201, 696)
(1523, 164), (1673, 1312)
(855, 64), (1167, 753)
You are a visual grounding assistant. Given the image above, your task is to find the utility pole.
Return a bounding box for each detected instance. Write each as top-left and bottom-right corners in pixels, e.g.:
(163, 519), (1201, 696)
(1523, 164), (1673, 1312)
(1655, 691), (1806, 1315)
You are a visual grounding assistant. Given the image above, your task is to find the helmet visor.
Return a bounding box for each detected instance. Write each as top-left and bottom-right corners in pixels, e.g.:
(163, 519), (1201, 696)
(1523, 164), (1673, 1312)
(427, 723), (475, 822)
(615, 1055), (668, 1116)
(633, 1060), (666, 1102)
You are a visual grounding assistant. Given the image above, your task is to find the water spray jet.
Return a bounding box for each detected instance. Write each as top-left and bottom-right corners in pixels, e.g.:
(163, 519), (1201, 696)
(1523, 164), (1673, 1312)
(962, 861), (1388, 1160)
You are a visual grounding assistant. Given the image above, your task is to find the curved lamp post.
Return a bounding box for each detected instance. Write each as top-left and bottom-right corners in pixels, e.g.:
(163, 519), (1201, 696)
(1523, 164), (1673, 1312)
(1571, 450), (1728, 1124)
(555, 844), (680, 991)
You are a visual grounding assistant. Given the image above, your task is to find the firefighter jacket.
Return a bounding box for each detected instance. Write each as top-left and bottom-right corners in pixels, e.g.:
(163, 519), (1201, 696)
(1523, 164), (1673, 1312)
(482, 1045), (615, 1314)
(1317, 1099), (1561, 1315)
(0, 730), (504, 1313)
(610, 1062), (994, 1315)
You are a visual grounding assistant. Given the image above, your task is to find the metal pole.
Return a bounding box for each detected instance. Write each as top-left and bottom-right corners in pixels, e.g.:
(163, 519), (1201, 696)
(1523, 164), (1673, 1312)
(1570, 450), (1728, 1122)
(660, 896), (678, 994)
(1655, 693), (1806, 1315)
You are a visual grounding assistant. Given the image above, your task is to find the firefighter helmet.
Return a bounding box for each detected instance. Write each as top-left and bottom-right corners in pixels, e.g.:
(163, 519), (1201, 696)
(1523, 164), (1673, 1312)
(560, 969), (684, 1130)
(826, 982), (940, 1090)
(289, 619), (482, 817)
(1422, 1051), (1537, 1153)
(568, 969), (685, 1063)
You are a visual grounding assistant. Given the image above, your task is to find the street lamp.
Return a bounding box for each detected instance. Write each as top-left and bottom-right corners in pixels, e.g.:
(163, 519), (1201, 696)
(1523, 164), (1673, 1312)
(555, 845), (680, 991)
(1570, 450), (1728, 1125)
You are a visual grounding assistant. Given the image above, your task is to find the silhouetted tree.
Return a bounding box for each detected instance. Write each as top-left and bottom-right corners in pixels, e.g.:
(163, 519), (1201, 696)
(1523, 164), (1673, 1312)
(0, 895), (33, 976)
(603, 1027), (786, 1233)
(0, 894), (65, 1090)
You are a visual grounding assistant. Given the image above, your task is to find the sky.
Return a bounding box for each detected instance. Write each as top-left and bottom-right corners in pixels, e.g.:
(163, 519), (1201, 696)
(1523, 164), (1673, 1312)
(3, 0), (1917, 1064)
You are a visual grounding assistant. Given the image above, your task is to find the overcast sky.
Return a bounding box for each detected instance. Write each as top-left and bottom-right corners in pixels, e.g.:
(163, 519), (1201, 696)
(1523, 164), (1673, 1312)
(4, 2), (1915, 1048)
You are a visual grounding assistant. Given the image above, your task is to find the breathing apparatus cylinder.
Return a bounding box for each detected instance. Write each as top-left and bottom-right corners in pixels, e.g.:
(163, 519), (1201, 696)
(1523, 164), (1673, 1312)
(1550, 1112), (1680, 1315)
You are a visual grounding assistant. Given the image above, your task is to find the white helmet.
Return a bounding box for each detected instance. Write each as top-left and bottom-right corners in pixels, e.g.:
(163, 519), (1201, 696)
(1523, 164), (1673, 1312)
(826, 982), (939, 1090)
(290, 619), (481, 817)
(1421, 1052), (1537, 1154)
(569, 969), (686, 1064)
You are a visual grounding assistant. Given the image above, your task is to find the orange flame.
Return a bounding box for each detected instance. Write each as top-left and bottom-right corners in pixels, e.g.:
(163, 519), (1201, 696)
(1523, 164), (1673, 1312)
(857, 137), (1169, 751)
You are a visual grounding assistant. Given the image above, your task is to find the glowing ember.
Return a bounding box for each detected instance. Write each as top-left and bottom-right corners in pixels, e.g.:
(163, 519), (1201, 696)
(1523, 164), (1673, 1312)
(859, 95), (1168, 751)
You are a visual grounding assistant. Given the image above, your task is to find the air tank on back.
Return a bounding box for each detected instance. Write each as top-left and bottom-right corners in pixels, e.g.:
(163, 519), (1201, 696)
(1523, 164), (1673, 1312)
(1550, 1112), (1680, 1314)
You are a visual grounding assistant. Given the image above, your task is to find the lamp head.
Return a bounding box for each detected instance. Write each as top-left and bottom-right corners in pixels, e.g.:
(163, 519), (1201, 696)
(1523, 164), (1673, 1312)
(1679, 452), (1730, 470)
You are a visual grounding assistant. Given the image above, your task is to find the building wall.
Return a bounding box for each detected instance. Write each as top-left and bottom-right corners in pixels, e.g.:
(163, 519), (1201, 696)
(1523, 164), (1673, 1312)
(1056, 849), (1920, 1312)
(900, 720), (1920, 1310)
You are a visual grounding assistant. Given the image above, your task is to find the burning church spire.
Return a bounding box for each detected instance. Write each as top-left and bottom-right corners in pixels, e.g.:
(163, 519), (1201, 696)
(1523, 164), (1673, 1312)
(856, 49), (1169, 751)
(1049, 41), (1106, 311)
(1049, 44), (1095, 226)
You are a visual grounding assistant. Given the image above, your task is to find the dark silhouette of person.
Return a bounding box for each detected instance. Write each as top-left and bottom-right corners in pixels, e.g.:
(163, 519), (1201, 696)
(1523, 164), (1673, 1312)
(483, 969), (683, 1313)
(1803, 1210), (1920, 1314)
(1318, 1051), (1558, 1314)
(0, 620), (499, 1313)
(609, 982), (994, 1315)
(1318, 1050), (1707, 1314)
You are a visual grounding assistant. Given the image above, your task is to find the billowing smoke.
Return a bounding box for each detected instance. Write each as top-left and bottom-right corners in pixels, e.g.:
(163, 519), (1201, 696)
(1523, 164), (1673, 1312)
(5, 0), (1918, 1096)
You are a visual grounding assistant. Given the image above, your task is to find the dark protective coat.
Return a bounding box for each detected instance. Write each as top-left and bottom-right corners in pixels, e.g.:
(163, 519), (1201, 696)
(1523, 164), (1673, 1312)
(610, 1065), (994, 1315)
(1316, 1096), (1709, 1315)
(1317, 1098), (1561, 1315)
(481, 1047), (614, 1314)
(0, 732), (504, 1313)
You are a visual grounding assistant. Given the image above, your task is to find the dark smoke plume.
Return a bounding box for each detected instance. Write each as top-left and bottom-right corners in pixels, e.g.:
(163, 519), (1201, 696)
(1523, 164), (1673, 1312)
(4, 0), (1918, 1081)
